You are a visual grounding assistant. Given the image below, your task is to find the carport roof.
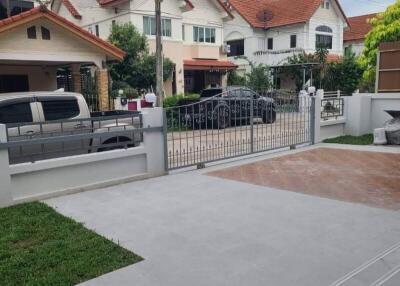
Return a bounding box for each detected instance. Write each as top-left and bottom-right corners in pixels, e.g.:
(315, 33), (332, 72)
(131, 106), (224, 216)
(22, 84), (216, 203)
(0, 6), (125, 61)
(184, 59), (238, 71)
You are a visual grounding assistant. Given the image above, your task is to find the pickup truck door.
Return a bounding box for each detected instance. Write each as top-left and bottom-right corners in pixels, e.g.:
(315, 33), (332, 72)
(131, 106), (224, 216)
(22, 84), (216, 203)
(0, 98), (42, 164)
(36, 95), (91, 159)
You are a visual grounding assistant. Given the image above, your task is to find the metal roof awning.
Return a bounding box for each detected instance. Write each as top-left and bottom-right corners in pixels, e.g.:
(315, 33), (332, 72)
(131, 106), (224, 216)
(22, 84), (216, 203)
(184, 59), (238, 71)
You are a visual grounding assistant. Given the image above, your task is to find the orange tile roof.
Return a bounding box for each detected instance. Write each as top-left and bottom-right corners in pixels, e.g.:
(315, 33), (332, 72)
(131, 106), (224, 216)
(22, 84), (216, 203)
(61, 0), (81, 19)
(184, 59), (238, 70)
(227, 0), (348, 29)
(216, 0), (234, 19)
(0, 6), (125, 61)
(182, 0), (233, 18)
(96, 0), (194, 8)
(327, 54), (342, 62)
(184, 0), (194, 9)
(344, 13), (376, 42)
(97, 0), (129, 6)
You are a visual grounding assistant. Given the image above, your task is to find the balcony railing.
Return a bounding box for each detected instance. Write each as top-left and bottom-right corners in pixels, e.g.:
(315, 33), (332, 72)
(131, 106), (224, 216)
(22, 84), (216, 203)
(253, 48), (306, 66)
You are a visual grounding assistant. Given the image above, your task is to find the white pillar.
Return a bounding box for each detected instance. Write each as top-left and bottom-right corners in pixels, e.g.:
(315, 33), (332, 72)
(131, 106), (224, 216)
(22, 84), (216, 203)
(345, 94), (372, 136)
(0, 124), (13, 207)
(313, 94), (322, 144)
(141, 108), (167, 175)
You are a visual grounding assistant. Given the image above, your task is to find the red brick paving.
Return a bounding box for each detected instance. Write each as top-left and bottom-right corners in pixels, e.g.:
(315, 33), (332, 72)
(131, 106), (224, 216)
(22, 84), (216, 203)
(208, 148), (400, 210)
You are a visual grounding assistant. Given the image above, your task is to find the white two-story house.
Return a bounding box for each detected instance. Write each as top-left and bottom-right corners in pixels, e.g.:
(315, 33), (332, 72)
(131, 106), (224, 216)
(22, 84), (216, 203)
(223, 0), (349, 89)
(51, 0), (237, 95)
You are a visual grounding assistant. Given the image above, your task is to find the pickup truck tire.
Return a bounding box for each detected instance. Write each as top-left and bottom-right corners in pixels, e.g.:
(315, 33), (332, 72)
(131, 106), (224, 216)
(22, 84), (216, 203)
(98, 136), (135, 152)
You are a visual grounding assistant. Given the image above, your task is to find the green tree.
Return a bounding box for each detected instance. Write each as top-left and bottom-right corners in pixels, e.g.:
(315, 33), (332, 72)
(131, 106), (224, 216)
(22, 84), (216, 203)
(246, 63), (272, 90)
(360, 1), (400, 89)
(108, 23), (173, 91)
(324, 50), (364, 94)
(133, 55), (174, 90)
(107, 23), (148, 83)
(315, 47), (329, 88)
(227, 70), (246, 86)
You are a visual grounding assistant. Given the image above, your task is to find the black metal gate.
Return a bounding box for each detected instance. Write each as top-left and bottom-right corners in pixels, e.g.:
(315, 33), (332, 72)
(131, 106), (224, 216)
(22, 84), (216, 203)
(57, 68), (99, 111)
(165, 89), (314, 170)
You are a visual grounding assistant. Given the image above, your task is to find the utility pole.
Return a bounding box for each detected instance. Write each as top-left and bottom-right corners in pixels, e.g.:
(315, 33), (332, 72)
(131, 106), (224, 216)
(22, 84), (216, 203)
(155, 0), (163, 107)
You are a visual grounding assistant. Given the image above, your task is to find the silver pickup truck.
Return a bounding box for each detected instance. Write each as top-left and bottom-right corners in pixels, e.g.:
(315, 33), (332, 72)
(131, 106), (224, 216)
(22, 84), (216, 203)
(0, 91), (141, 164)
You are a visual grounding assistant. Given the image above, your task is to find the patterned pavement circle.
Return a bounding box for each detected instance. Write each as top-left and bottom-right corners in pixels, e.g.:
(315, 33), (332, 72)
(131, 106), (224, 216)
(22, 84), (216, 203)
(208, 148), (400, 210)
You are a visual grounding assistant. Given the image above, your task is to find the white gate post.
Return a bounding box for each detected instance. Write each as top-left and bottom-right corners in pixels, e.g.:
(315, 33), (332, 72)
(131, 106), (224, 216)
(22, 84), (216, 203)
(0, 124), (13, 207)
(141, 108), (168, 175)
(313, 90), (323, 144)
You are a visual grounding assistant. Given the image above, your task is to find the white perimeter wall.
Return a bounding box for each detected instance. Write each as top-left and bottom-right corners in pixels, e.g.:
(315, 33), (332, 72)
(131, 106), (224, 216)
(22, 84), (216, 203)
(317, 93), (400, 142)
(0, 108), (166, 207)
(346, 93), (400, 136)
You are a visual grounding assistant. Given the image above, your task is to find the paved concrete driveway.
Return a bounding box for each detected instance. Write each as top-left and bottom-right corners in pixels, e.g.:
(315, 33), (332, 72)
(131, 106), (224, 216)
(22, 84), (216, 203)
(46, 146), (400, 286)
(209, 147), (400, 210)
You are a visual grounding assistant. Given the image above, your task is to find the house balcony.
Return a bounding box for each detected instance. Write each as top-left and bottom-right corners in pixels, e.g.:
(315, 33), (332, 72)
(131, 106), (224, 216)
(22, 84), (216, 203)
(252, 48), (343, 67)
(252, 48), (307, 66)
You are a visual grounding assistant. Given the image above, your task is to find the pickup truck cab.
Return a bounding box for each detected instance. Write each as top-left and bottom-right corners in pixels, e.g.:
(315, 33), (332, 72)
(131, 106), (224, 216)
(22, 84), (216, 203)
(0, 91), (141, 164)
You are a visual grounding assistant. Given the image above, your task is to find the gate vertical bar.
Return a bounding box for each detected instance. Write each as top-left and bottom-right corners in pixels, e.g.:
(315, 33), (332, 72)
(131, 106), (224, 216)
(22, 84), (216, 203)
(250, 97), (254, 153)
(163, 109), (169, 172)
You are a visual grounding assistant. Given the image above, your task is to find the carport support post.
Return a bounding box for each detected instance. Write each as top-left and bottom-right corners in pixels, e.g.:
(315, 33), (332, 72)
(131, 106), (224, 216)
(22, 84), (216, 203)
(70, 64), (81, 94)
(96, 69), (110, 111)
(0, 124), (13, 207)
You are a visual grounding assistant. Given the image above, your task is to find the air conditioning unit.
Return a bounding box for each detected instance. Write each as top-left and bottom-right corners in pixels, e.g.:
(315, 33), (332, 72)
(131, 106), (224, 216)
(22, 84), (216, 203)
(221, 44), (231, 54)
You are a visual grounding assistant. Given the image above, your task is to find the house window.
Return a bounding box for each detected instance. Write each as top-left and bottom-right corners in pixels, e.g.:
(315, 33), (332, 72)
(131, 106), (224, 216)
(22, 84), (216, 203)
(315, 25), (333, 49)
(41, 26), (50, 40)
(227, 39), (244, 57)
(290, 35), (297, 48)
(182, 24), (185, 40)
(0, 0), (34, 20)
(316, 25), (333, 33)
(143, 16), (172, 37)
(193, 26), (216, 43)
(95, 24), (99, 37)
(162, 18), (171, 37)
(267, 38), (273, 50)
(27, 26), (36, 39)
(316, 34), (332, 49)
(321, 0), (329, 9)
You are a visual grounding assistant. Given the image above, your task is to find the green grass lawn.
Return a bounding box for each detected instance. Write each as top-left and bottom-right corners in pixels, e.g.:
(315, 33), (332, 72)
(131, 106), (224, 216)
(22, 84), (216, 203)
(0, 202), (142, 286)
(323, 134), (374, 145)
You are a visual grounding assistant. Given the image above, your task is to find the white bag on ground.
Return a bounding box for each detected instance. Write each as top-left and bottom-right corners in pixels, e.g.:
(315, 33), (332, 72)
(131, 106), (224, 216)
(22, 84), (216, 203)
(374, 128), (387, 145)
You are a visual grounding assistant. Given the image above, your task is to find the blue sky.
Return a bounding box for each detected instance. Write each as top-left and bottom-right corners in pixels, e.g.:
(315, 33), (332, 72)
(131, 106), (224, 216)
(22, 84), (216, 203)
(339, 0), (396, 16)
